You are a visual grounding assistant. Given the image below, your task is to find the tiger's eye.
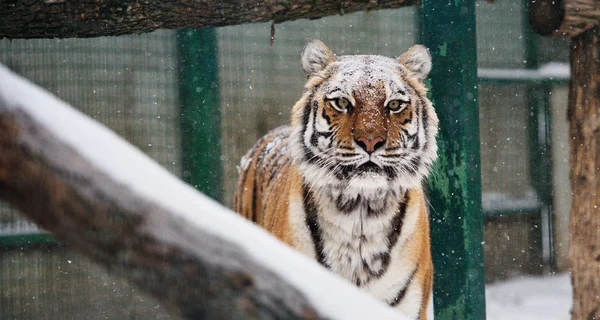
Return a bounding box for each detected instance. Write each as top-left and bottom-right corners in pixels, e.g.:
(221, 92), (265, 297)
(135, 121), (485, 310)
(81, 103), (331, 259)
(387, 100), (404, 112)
(337, 97), (350, 109)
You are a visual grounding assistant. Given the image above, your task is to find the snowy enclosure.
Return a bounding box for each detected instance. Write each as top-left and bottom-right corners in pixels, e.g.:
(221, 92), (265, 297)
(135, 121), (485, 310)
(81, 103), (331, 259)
(0, 63), (408, 319)
(486, 273), (571, 320)
(0, 0), (582, 318)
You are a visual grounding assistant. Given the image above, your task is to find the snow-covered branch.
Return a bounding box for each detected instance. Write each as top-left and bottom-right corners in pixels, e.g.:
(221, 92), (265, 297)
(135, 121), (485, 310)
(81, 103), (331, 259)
(0, 64), (406, 320)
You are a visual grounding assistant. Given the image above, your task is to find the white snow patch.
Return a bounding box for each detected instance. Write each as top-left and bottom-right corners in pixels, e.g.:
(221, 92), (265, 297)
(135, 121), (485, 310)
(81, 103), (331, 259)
(237, 155), (252, 173)
(478, 63), (570, 82)
(486, 273), (571, 320)
(0, 64), (406, 320)
(0, 222), (43, 236)
(538, 63), (570, 79)
(264, 135), (283, 152)
(482, 190), (541, 213)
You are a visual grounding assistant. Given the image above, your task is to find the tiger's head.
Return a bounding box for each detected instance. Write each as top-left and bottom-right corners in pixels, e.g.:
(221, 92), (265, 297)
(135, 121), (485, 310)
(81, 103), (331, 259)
(290, 40), (438, 199)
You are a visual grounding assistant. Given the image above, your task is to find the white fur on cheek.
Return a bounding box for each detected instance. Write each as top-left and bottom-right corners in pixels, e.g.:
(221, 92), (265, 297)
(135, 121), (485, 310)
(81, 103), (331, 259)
(315, 109), (331, 132)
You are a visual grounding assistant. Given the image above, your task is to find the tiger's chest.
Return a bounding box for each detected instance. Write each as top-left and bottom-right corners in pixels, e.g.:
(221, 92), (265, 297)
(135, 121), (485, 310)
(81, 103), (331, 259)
(304, 187), (404, 286)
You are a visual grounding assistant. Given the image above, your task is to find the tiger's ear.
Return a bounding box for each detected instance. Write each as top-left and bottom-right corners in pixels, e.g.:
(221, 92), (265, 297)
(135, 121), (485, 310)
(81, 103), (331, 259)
(398, 45), (432, 81)
(301, 40), (336, 77)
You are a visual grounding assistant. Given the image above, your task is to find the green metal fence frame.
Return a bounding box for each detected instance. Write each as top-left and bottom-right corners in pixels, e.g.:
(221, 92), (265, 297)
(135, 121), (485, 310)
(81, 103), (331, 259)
(421, 0), (568, 317)
(177, 28), (223, 202)
(422, 0), (486, 318)
(0, 29), (224, 246)
(479, 70), (567, 274)
(0, 233), (58, 248)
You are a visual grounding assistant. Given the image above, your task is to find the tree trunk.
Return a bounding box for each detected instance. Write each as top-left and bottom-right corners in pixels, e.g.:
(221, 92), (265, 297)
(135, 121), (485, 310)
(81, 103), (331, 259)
(0, 64), (404, 320)
(568, 26), (600, 320)
(0, 0), (416, 39)
(529, 0), (599, 37)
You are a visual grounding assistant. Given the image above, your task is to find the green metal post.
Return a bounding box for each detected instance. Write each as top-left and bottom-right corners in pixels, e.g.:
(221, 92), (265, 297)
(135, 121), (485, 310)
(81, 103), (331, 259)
(177, 29), (223, 201)
(0, 233), (58, 248)
(528, 84), (556, 273)
(421, 0), (486, 319)
(523, 2), (556, 273)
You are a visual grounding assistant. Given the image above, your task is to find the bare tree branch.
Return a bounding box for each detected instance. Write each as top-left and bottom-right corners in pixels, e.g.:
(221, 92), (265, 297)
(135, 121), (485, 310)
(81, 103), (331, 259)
(0, 0), (417, 39)
(0, 64), (404, 320)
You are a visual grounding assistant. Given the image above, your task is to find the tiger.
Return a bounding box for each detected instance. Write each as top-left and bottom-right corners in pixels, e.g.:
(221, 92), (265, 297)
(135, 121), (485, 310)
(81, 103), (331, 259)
(234, 40), (438, 320)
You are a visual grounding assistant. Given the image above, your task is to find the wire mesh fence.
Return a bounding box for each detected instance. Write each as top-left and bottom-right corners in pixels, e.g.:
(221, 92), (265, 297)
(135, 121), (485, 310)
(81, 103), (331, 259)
(0, 31), (181, 234)
(0, 1), (571, 318)
(218, 7), (420, 206)
(0, 30), (181, 320)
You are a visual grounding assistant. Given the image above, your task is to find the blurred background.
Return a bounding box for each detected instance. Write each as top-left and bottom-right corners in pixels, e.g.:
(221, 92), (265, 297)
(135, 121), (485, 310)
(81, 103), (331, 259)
(0, 0), (572, 318)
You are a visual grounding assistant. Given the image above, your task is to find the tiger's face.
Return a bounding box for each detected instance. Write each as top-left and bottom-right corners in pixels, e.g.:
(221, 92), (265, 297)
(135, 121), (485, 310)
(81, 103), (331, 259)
(291, 40), (438, 199)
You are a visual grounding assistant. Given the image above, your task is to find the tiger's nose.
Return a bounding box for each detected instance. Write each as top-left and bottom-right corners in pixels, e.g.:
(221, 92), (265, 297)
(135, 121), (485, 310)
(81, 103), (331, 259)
(355, 136), (385, 154)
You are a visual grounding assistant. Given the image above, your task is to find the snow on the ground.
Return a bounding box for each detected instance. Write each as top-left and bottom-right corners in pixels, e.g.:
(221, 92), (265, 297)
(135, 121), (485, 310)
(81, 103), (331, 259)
(486, 273), (572, 320)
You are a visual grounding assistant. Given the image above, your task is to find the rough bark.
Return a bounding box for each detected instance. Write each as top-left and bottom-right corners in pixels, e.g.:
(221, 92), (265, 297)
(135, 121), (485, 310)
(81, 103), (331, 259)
(529, 0), (599, 37)
(0, 65), (403, 320)
(568, 26), (600, 320)
(0, 0), (417, 39)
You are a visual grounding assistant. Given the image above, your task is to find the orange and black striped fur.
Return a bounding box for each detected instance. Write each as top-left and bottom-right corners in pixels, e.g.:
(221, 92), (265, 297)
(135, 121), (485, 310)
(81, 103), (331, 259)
(234, 40), (438, 320)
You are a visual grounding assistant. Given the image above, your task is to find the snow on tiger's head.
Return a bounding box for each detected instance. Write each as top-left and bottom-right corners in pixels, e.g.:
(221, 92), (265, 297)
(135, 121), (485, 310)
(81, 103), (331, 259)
(290, 40), (439, 196)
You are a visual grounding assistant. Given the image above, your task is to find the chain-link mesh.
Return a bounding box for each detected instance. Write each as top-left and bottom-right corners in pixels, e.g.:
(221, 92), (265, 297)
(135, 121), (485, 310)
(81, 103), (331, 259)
(476, 0), (528, 69)
(474, 0), (569, 280)
(0, 31), (181, 320)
